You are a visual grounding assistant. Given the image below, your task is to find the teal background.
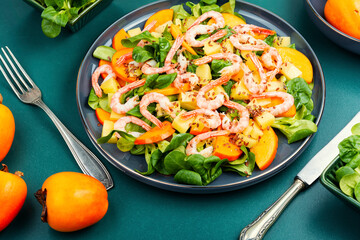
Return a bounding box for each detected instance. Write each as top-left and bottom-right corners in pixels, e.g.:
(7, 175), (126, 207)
(1, 0), (359, 239)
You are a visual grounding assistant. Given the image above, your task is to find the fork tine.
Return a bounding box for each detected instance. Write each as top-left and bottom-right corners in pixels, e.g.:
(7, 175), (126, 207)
(1, 47), (32, 91)
(5, 47), (36, 88)
(0, 59), (23, 98)
(0, 53), (26, 94)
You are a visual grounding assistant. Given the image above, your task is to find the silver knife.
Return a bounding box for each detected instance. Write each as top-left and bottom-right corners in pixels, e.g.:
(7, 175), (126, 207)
(239, 111), (360, 240)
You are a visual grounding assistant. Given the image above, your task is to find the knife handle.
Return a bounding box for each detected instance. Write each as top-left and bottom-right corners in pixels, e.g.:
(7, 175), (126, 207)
(239, 179), (306, 240)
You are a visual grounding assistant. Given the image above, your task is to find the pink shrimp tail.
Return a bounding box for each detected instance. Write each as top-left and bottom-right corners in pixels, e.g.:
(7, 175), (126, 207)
(188, 11), (225, 30)
(208, 29), (227, 42)
(250, 92), (294, 116)
(143, 20), (157, 32)
(201, 75), (231, 92)
(114, 116), (152, 131)
(223, 100), (250, 133)
(91, 64), (115, 98)
(116, 52), (132, 66)
(194, 56), (212, 66)
(165, 36), (184, 67)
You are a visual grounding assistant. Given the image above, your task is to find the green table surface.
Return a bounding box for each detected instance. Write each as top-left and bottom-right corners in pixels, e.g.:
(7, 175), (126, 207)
(1, 0), (360, 239)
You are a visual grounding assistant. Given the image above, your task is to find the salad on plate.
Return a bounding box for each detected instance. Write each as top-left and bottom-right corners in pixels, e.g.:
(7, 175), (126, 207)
(87, 0), (318, 186)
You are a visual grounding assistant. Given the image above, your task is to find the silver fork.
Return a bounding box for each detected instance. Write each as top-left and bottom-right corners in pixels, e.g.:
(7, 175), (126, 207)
(0, 46), (113, 190)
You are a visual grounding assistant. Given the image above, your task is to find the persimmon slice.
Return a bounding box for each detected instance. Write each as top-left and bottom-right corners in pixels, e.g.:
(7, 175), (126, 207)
(112, 29), (130, 50)
(111, 49), (137, 83)
(134, 121), (175, 145)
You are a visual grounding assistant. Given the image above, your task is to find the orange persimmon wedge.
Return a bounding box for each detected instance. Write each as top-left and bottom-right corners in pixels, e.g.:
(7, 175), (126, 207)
(99, 60), (127, 87)
(213, 136), (242, 161)
(112, 29), (130, 50)
(189, 119), (210, 136)
(250, 127), (278, 170)
(95, 108), (111, 125)
(111, 48), (137, 83)
(208, 13), (246, 28)
(145, 9), (174, 32)
(264, 97), (296, 118)
(276, 47), (313, 83)
(146, 83), (191, 95)
(170, 24), (197, 55)
(134, 121), (175, 145)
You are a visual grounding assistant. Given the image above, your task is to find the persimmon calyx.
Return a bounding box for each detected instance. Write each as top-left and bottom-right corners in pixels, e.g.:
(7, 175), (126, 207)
(1, 164), (24, 177)
(1, 163), (9, 172)
(35, 188), (48, 223)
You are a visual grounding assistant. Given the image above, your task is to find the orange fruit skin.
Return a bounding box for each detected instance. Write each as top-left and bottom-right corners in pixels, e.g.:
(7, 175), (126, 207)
(144, 9), (174, 32)
(324, 0), (360, 39)
(111, 49), (137, 83)
(250, 127), (278, 171)
(42, 172), (108, 232)
(134, 121), (175, 145)
(112, 28), (130, 50)
(0, 170), (27, 231)
(0, 104), (15, 162)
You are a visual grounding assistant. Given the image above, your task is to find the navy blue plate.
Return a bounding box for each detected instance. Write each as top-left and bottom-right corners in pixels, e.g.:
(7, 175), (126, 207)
(305, 0), (360, 55)
(76, 0), (325, 193)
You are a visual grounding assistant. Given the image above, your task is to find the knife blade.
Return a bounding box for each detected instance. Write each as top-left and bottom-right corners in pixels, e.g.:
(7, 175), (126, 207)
(239, 111), (360, 240)
(297, 111), (360, 185)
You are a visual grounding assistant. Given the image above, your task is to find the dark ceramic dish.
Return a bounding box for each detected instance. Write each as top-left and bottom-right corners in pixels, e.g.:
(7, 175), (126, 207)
(321, 156), (360, 211)
(76, 0), (325, 193)
(305, 0), (360, 55)
(23, 0), (113, 32)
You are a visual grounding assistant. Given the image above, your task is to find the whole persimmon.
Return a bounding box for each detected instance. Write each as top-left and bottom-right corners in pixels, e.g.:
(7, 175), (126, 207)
(324, 0), (360, 39)
(0, 94), (15, 162)
(0, 164), (27, 232)
(35, 172), (108, 232)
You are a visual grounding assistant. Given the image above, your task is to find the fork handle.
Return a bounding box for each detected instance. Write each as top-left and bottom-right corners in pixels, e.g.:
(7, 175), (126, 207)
(239, 179), (305, 240)
(34, 99), (113, 190)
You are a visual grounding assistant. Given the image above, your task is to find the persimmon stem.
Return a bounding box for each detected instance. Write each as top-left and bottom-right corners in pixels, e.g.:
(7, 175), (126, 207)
(1, 164), (9, 172)
(34, 188), (48, 223)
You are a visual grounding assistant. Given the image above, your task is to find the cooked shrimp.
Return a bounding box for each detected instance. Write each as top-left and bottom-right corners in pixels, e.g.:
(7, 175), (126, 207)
(116, 52), (133, 66)
(164, 36), (184, 67)
(188, 11), (225, 30)
(141, 37), (183, 74)
(249, 52), (267, 85)
(233, 24), (275, 36)
(221, 100), (250, 133)
(261, 47), (283, 81)
(181, 109), (221, 129)
(110, 79), (146, 114)
(173, 72), (199, 90)
(241, 52), (268, 94)
(114, 116), (152, 138)
(196, 75), (230, 110)
(250, 91), (294, 116)
(185, 27), (227, 47)
(141, 59), (174, 75)
(92, 64), (116, 97)
(185, 11), (225, 47)
(172, 49), (199, 90)
(177, 52), (188, 73)
(194, 53), (242, 76)
(229, 33), (269, 51)
(186, 130), (230, 157)
(140, 92), (176, 128)
(143, 20), (157, 32)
